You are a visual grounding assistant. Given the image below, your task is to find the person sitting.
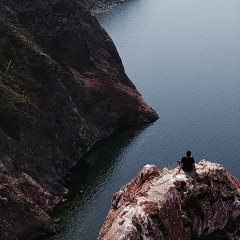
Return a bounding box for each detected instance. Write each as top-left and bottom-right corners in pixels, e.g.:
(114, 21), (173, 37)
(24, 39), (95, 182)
(178, 150), (197, 177)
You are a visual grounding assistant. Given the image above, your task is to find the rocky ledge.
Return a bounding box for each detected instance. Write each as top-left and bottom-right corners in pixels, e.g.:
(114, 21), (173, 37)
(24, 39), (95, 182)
(98, 160), (240, 240)
(0, 0), (158, 239)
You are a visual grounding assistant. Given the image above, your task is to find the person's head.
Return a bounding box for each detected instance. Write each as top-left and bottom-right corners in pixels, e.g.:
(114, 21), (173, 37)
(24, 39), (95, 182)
(186, 150), (191, 157)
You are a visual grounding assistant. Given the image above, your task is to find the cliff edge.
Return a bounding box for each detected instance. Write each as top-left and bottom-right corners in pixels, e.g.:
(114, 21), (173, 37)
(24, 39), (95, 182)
(98, 160), (240, 240)
(0, 0), (158, 239)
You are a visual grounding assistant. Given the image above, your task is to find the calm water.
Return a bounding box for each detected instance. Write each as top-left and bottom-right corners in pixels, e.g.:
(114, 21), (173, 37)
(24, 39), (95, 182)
(42, 0), (240, 239)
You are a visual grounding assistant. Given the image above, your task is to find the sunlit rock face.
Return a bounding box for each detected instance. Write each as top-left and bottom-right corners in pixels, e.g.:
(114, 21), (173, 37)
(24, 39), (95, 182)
(0, 0), (158, 239)
(98, 160), (240, 240)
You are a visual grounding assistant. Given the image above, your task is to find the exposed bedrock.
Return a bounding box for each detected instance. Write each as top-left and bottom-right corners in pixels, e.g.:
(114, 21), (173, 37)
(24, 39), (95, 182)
(98, 160), (240, 240)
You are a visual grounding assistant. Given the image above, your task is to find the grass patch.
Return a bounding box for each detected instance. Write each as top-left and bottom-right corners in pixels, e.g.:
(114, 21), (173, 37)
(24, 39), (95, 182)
(0, 20), (44, 108)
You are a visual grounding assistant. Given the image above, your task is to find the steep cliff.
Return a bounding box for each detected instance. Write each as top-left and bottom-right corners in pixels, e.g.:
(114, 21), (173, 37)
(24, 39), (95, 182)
(98, 160), (240, 240)
(0, 0), (158, 239)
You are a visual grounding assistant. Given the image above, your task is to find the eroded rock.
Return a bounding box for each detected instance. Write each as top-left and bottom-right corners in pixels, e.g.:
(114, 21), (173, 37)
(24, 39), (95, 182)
(98, 160), (240, 240)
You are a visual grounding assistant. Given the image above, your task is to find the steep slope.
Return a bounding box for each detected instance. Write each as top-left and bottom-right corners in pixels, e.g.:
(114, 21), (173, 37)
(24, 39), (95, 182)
(98, 160), (240, 240)
(0, 0), (158, 239)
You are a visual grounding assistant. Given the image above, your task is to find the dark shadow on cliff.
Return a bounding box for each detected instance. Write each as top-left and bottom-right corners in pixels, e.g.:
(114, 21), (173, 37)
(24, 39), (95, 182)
(36, 123), (152, 240)
(65, 124), (150, 185)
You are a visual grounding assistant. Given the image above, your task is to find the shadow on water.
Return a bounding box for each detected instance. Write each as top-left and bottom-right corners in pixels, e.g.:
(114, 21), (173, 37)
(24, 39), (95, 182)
(37, 123), (151, 240)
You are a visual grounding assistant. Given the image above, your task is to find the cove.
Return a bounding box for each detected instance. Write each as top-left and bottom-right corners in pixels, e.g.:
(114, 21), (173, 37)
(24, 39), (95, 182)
(41, 0), (240, 239)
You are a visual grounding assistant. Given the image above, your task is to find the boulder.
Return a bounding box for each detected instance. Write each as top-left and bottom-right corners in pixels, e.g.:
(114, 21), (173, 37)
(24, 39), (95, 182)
(98, 160), (240, 240)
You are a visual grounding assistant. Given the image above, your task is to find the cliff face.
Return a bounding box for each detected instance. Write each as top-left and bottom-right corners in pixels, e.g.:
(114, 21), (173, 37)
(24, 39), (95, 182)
(98, 160), (240, 240)
(0, 0), (158, 239)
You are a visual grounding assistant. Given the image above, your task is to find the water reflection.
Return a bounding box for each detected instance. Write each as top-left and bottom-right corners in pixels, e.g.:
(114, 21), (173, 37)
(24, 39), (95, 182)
(39, 124), (151, 240)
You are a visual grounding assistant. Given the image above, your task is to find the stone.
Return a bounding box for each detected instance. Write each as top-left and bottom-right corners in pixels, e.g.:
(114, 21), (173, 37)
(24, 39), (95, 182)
(98, 160), (240, 240)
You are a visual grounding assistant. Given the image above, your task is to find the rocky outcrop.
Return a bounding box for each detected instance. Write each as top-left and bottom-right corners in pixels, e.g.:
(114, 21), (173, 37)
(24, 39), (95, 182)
(98, 160), (240, 240)
(0, 0), (158, 239)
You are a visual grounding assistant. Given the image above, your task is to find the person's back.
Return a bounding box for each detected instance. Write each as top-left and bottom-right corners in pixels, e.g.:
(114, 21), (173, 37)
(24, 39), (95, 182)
(178, 150), (197, 176)
(181, 156), (194, 171)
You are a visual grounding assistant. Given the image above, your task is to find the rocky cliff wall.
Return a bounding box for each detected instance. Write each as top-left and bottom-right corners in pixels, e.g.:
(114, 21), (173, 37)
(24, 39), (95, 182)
(0, 0), (158, 239)
(98, 160), (240, 240)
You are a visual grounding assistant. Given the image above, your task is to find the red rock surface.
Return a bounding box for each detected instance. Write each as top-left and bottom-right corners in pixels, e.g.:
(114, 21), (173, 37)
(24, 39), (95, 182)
(98, 160), (240, 240)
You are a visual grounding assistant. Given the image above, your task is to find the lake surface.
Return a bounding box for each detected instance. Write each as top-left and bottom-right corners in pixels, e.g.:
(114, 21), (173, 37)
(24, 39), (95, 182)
(42, 0), (240, 239)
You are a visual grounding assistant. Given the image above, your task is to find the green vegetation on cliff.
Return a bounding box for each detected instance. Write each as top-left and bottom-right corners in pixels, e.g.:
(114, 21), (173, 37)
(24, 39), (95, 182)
(0, 20), (43, 107)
